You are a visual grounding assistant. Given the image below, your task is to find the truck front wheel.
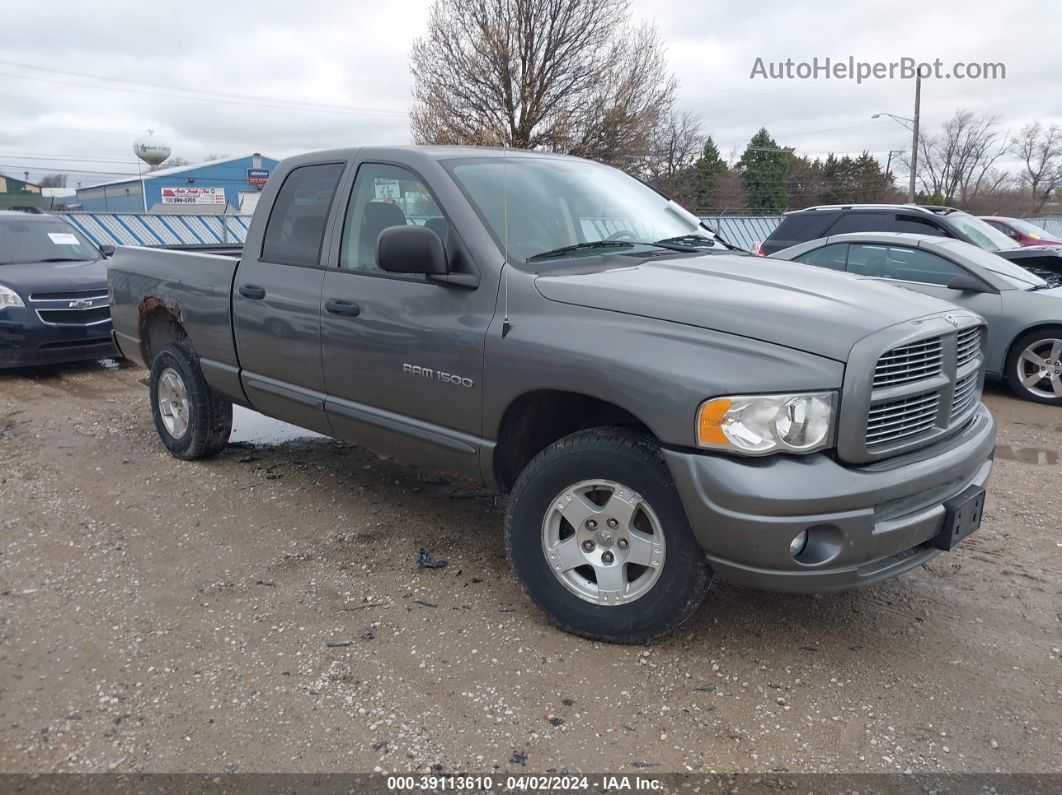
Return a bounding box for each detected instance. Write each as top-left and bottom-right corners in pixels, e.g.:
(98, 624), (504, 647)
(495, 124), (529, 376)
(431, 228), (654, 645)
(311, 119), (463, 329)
(149, 343), (232, 460)
(505, 428), (711, 644)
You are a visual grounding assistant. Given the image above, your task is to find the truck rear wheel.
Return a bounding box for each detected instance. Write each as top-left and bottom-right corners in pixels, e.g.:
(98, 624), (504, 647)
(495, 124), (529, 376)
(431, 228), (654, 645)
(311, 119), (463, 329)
(149, 343), (232, 460)
(505, 428), (711, 644)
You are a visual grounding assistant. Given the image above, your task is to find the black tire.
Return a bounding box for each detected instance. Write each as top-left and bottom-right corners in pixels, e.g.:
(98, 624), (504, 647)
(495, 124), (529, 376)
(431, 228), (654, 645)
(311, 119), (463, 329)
(504, 428), (711, 644)
(1005, 326), (1062, 406)
(148, 343), (232, 460)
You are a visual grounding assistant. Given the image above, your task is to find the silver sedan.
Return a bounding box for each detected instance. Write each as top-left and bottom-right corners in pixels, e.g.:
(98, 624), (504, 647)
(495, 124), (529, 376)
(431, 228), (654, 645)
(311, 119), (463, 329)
(771, 232), (1062, 405)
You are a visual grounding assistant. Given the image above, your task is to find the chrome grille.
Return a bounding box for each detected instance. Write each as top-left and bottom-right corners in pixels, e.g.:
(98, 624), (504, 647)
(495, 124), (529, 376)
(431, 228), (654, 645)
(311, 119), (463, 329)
(30, 288), (108, 301)
(950, 372), (979, 421)
(872, 338), (943, 388)
(866, 391), (941, 446)
(956, 326), (983, 368)
(862, 321), (987, 455)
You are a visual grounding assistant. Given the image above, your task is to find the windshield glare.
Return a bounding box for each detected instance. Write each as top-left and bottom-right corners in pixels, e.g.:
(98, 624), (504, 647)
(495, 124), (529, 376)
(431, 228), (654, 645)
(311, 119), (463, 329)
(0, 219), (99, 265)
(446, 157), (719, 264)
(946, 212), (1019, 252)
(1010, 218), (1055, 239)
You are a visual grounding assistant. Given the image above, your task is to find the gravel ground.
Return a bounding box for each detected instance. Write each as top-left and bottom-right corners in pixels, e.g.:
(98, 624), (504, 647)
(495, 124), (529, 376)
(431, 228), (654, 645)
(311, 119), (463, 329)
(0, 360), (1059, 775)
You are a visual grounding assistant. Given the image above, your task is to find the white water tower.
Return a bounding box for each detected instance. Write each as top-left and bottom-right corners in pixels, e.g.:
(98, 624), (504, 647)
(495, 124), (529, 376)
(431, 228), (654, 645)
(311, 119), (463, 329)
(133, 131), (171, 167)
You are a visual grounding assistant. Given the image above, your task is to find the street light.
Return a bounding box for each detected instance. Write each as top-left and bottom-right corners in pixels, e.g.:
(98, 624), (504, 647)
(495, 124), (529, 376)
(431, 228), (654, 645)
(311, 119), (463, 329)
(871, 74), (922, 203)
(871, 112), (914, 131)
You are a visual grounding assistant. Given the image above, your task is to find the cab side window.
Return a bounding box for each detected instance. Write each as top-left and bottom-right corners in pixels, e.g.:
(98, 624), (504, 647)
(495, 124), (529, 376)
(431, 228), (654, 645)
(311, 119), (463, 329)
(340, 164), (446, 277)
(261, 163), (344, 266)
(794, 243), (848, 270)
(848, 243), (964, 285)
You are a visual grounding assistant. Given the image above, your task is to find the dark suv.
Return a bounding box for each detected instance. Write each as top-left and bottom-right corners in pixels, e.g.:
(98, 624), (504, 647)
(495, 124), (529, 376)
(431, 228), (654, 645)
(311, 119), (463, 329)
(760, 204), (1062, 279)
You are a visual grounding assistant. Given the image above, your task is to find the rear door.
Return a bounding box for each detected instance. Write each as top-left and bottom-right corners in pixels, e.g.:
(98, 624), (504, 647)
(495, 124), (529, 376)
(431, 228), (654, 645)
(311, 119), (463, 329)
(233, 161), (345, 433)
(319, 161), (494, 479)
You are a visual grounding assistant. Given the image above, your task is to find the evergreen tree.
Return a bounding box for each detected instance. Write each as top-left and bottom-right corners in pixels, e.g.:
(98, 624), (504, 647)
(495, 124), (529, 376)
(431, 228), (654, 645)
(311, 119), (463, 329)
(691, 137), (728, 210)
(737, 129), (789, 212)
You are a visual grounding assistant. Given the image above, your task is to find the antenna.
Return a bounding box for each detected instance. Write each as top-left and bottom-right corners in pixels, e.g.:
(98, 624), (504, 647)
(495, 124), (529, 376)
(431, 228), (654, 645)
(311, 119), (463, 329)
(501, 149), (512, 338)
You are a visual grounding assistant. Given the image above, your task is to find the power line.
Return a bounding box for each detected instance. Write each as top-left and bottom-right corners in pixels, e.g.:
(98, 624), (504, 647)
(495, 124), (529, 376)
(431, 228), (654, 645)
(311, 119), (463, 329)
(0, 62), (408, 117)
(0, 151), (141, 165)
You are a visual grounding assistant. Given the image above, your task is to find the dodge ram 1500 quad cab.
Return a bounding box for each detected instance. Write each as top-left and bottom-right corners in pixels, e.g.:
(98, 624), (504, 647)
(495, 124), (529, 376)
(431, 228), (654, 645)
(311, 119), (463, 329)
(108, 147), (995, 643)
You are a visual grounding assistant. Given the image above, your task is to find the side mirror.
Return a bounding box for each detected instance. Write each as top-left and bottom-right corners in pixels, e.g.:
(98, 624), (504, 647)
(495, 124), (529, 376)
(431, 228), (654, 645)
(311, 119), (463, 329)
(376, 226), (447, 275)
(99, 245), (115, 258)
(946, 273), (990, 292)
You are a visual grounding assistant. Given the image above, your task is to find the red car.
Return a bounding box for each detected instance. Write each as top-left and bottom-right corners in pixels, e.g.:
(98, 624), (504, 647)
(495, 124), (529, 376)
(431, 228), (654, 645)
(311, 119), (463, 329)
(980, 216), (1062, 247)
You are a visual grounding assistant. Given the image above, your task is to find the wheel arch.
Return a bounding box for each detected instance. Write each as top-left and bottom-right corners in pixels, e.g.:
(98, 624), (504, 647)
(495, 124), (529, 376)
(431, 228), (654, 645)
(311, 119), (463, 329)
(490, 389), (658, 493)
(138, 298), (188, 364)
(1004, 321), (1062, 369)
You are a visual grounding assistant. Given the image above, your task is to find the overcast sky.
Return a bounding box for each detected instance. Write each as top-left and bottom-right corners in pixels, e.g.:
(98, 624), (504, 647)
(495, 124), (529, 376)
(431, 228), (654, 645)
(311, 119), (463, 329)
(2, 0), (1059, 187)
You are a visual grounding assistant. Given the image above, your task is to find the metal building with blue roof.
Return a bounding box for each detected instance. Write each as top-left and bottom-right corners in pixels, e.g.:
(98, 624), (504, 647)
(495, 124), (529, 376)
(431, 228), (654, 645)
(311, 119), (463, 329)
(75, 153), (279, 214)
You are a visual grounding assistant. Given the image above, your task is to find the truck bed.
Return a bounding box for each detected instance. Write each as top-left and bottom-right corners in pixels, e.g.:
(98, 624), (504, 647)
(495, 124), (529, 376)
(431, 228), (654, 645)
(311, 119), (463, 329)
(108, 245), (244, 402)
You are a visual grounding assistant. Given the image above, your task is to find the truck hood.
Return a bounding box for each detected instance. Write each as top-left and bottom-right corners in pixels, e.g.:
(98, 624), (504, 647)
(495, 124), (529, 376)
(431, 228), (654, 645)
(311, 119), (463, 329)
(0, 258), (107, 297)
(534, 255), (956, 361)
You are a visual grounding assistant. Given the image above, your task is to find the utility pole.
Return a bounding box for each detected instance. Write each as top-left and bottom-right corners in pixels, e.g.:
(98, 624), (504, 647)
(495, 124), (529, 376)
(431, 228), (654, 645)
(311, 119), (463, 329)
(909, 73), (921, 203)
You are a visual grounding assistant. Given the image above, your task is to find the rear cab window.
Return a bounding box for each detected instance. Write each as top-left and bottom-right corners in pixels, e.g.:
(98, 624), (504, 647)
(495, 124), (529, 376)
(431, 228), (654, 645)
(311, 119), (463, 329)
(261, 163), (345, 266)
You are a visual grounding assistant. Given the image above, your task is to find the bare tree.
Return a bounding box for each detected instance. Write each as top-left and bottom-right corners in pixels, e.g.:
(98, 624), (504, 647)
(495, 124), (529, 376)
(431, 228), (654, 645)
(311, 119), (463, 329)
(204, 152), (231, 162)
(149, 155), (190, 172)
(913, 110), (1009, 204)
(1012, 122), (1062, 213)
(409, 0), (677, 169)
(37, 173), (68, 188)
(639, 110), (702, 200)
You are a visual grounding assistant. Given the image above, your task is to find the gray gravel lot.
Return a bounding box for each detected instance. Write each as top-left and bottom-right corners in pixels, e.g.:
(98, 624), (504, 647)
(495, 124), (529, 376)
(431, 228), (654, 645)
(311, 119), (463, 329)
(0, 361), (1059, 774)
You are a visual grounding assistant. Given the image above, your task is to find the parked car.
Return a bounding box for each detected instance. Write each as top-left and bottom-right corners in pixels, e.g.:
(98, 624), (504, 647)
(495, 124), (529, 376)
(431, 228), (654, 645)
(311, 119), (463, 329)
(0, 211), (118, 368)
(771, 232), (1062, 405)
(759, 204), (1062, 281)
(980, 216), (1062, 247)
(108, 147), (995, 643)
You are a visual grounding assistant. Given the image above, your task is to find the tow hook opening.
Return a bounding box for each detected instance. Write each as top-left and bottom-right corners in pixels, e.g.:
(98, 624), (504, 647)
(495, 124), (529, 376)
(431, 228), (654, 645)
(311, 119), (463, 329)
(791, 524), (843, 566)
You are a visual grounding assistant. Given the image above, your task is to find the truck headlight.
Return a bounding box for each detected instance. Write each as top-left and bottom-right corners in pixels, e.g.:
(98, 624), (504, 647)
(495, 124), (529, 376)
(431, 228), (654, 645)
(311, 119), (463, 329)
(697, 392), (835, 455)
(0, 285), (25, 309)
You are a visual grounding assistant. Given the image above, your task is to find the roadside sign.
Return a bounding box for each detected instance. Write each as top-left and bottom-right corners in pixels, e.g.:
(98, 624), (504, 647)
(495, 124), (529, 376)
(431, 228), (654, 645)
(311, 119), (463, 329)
(160, 187), (226, 205)
(247, 168), (270, 186)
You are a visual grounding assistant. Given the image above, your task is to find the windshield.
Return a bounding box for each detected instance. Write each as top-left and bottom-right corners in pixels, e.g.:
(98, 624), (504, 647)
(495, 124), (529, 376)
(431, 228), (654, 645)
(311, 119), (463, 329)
(0, 218), (100, 265)
(444, 156), (724, 265)
(1009, 218), (1056, 240)
(945, 212), (1020, 252)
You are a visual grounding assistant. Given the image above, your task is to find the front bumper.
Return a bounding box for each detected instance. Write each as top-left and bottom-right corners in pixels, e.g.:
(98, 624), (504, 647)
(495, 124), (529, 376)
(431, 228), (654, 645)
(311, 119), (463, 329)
(665, 403), (996, 592)
(0, 313), (117, 368)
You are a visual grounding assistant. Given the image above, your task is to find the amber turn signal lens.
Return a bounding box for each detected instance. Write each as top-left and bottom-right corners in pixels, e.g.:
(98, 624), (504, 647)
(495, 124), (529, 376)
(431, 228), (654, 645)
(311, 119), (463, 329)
(697, 398), (732, 446)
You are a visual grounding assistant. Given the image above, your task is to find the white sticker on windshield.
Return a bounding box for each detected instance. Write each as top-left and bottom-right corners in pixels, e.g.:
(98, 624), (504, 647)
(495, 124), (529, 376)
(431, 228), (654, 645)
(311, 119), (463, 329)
(48, 232), (80, 245)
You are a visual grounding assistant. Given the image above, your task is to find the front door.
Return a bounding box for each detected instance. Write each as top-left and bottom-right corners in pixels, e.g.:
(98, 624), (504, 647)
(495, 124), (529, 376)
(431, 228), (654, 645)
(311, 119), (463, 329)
(320, 162), (495, 478)
(233, 161), (345, 432)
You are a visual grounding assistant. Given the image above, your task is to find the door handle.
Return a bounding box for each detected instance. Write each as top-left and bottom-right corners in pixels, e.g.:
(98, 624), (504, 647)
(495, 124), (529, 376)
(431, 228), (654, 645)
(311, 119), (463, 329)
(239, 284), (266, 300)
(325, 298), (361, 317)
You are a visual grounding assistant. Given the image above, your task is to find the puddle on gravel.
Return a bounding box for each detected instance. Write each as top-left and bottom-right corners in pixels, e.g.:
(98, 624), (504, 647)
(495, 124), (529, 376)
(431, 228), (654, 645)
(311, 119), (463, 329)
(995, 444), (1059, 466)
(229, 405), (324, 445)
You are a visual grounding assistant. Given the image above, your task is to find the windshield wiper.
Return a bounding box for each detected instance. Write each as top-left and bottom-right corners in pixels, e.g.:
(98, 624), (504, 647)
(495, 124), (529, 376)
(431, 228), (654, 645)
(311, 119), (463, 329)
(37, 257), (92, 263)
(655, 233), (746, 253)
(526, 240), (636, 262)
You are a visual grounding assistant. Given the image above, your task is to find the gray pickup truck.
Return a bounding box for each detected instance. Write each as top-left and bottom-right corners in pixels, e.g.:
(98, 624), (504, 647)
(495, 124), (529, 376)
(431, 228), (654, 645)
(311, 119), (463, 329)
(109, 146), (996, 643)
